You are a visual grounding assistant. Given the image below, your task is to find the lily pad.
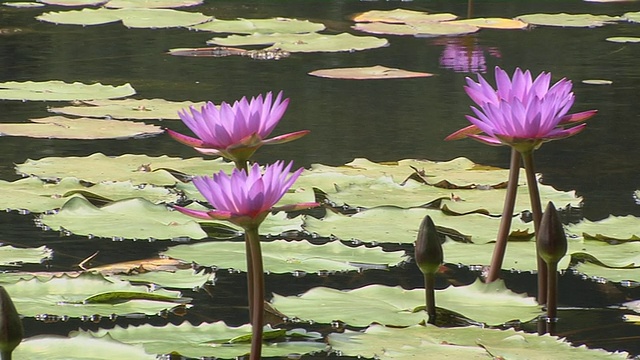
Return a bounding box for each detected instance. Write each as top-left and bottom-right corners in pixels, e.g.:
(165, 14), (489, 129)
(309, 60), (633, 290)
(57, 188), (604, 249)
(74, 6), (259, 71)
(207, 32), (388, 53)
(353, 21), (479, 37)
(271, 279), (541, 326)
(516, 13), (620, 27)
(1, 273), (189, 317)
(623, 11), (640, 23)
(303, 207), (534, 245)
(352, 9), (457, 23)
(49, 99), (206, 120)
(104, 0), (203, 8)
(0, 116), (162, 139)
(14, 335), (155, 360)
(162, 239), (405, 273)
(15, 153), (235, 185)
(190, 18), (325, 34)
(572, 262), (640, 283)
(446, 17), (529, 29)
(37, 8), (212, 28)
(0, 245), (51, 267)
(3, 2), (45, 7)
(114, 268), (214, 289)
(329, 324), (628, 360)
(566, 215), (640, 242)
(308, 65), (433, 80)
(39, 0), (107, 5)
(606, 36), (640, 43)
(75, 322), (326, 359)
(582, 79), (613, 85)
(0, 81), (135, 101)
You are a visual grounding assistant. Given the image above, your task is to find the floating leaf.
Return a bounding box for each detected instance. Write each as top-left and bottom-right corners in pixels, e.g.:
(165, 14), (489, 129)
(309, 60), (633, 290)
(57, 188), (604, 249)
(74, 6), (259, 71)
(303, 207), (534, 245)
(85, 257), (191, 275)
(49, 98), (206, 120)
(75, 322), (326, 359)
(353, 21), (479, 36)
(1, 273), (189, 317)
(606, 36), (640, 43)
(446, 17), (528, 29)
(15, 153), (235, 185)
(163, 240), (404, 273)
(352, 9), (457, 23)
(190, 18), (325, 34)
(207, 32), (388, 53)
(566, 215), (640, 242)
(582, 79), (613, 85)
(3, 2), (45, 8)
(0, 116), (162, 139)
(623, 11), (640, 23)
(37, 8), (212, 28)
(516, 13), (620, 28)
(271, 279), (541, 326)
(39, 0), (107, 5)
(104, 0), (203, 8)
(0, 245), (51, 267)
(15, 335), (155, 360)
(308, 65), (433, 80)
(0, 81), (135, 101)
(167, 46), (291, 60)
(329, 324), (628, 360)
(572, 262), (640, 283)
(115, 268), (213, 289)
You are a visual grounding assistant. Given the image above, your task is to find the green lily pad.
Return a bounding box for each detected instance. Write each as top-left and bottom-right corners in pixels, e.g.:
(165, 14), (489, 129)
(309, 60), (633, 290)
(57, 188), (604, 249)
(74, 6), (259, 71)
(0, 116), (162, 139)
(3, 2), (46, 8)
(40, 197), (208, 240)
(352, 9), (457, 23)
(606, 36), (640, 43)
(49, 99), (206, 120)
(303, 207), (534, 245)
(446, 17), (528, 29)
(39, 0), (107, 5)
(0, 81), (135, 101)
(271, 279), (541, 326)
(1, 273), (189, 317)
(190, 17), (325, 34)
(568, 240), (640, 268)
(566, 215), (640, 242)
(308, 65), (433, 80)
(516, 13), (620, 27)
(104, 0), (203, 8)
(162, 239), (404, 273)
(582, 79), (613, 85)
(113, 268), (214, 289)
(207, 32), (388, 53)
(74, 322), (326, 359)
(623, 11), (640, 23)
(353, 21), (479, 36)
(572, 262), (640, 283)
(15, 153), (235, 185)
(329, 324), (628, 359)
(37, 8), (212, 28)
(0, 245), (51, 267)
(14, 335), (155, 360)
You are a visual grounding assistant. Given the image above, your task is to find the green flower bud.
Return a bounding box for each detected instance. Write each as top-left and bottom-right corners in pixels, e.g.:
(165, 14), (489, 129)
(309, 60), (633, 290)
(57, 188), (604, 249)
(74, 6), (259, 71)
(414, 215), (444, 275)
(537, 202), (568, 265)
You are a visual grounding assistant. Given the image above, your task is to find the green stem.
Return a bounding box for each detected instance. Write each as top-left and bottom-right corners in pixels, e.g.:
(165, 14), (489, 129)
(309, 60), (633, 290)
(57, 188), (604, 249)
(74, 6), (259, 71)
(487, 148), (520, 282)
(245, 225), (265, 360)
(425, 273), (436, 325)
(546, 261), (559, 335)
(233, 160), (254, 322)
(521, 150), (547, 305)
(1, 351), (12, 360)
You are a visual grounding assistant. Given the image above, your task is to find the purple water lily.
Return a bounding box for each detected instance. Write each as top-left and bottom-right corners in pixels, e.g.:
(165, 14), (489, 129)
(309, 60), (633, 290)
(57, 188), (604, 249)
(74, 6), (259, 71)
(446, 67), (596, 152)
(167, 91), (309, 163)
(174, 161), (316, 227)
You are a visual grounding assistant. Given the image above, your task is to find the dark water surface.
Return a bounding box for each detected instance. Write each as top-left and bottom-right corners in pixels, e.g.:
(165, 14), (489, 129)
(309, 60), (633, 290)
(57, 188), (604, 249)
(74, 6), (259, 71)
(1, 0), (640, 358)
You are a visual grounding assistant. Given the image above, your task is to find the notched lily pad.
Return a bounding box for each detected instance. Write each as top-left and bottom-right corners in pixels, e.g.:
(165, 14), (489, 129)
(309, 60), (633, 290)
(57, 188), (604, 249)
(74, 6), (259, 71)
(353, 21), (479, 37)
(516, 13), (620, 27)
(0, 245), (52, 267)
(207, 32), (388, 53)
(0, 80), (135, 101)
(308, 65), (433, 80)
(190, 17), (325, 34)
(49, 98), (206, 120)
(0, 116), (162, 139)
(37, 8), (212, 28)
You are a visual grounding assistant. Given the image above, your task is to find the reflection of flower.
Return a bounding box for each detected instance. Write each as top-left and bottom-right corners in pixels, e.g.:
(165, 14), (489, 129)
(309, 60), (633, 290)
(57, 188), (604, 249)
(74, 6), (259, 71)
(174, 161), (315, 227)
(437, 37), (500, 74)
(446, 66), (596, 152)
(167, 91), (309, 163)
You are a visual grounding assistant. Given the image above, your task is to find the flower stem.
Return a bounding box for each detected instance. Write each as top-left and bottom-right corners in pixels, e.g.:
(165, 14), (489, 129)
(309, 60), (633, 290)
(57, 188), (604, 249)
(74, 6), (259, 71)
(245, 225), (265, 360)
(425, 273), (436, 325)
(520, 150), (547, 305)
(234, 160), (254, 321)
(487, 148), (520, 282)
(545, 261), (559, 335)
(0, 351), (11, 360)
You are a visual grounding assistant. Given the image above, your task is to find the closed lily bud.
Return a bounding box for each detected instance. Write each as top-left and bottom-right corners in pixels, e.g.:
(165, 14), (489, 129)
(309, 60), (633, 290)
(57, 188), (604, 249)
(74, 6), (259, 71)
(415, 215), (444, 275)
(0, 286), (23, 356)
(537, 202), (568, 265)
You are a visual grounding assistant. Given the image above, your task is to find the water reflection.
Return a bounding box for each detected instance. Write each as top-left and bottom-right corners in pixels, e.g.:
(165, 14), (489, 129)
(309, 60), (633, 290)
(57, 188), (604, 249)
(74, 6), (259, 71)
(436, 36), (501, 74)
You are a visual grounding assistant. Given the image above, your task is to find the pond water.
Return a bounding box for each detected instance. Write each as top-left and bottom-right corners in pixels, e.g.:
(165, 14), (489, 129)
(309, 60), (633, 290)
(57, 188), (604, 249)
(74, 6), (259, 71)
(1, 0), (639, 358)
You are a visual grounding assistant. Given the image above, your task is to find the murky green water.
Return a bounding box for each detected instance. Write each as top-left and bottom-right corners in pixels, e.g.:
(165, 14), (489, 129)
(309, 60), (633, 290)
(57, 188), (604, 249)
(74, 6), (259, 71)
(1, 0), (639, 358)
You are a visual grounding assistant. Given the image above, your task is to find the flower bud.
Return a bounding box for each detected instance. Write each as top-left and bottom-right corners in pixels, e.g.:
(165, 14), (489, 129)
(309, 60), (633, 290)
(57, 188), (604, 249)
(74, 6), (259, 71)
(414, 215), (444, 275)
(537, 202), (568, 265)
(0, 286), (23, 355)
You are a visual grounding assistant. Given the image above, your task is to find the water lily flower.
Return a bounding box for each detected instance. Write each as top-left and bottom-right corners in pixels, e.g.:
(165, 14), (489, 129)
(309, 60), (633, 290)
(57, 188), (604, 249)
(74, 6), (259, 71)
(174, 161), (317, 228)
(167, 91), (309, 164)
(446, 67), (597, 152)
